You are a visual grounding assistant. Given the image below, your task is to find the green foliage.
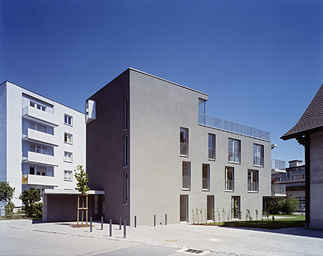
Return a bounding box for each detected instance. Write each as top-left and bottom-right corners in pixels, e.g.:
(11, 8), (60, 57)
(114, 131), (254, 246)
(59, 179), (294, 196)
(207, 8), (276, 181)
(268, 197), (299, 215)
(74, 165), (90, 195)
(33, 202), (43, 219)
(19, 188), (41, 218)
(5, 202), (15, 217)
(0, 181), (15, 203)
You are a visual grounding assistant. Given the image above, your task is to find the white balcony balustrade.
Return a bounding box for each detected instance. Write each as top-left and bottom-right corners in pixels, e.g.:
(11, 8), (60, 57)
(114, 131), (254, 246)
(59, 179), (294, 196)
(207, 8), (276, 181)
(23, 151), (58, 166)
(22, 128), (58, 146)
(22, 106), (59, 126)
(22, 174), (58, 187)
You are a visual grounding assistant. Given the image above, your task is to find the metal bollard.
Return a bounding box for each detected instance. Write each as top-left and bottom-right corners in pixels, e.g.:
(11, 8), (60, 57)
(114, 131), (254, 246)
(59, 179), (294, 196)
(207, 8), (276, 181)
(119, 216), (122, 230)
(165, 214), (167, 225)
(154, 214), (156, 226)
(123, 220), (126, 238)
(109, 219), (112, 236)
(134, 215), (137, 228)
(90, 217), (92, 232)
(101, 216), (104, 230)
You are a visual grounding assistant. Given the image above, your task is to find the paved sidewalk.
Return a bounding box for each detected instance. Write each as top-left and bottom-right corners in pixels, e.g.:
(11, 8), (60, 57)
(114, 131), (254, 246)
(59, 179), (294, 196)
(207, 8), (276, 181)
(1, 219), (323, 255)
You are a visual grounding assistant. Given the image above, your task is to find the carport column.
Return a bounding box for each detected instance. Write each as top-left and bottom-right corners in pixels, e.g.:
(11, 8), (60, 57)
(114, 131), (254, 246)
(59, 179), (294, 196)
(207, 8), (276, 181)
(42, 193), (47, 222)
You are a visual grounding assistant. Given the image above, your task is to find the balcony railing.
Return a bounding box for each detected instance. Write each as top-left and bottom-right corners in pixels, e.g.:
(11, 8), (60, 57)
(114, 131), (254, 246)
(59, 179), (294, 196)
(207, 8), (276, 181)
(22, 128), (58, 146)
(199, 113), (271, 141)
(253, 156), (264, 167)
(248, 181), (259, 192)
(225, 180), (234, 191)
(22, 106), (59, 126)
(23, 151), (58, 166)
(272, 159), (286, 170)
(202, 178), (210, 190)
(180, 142), (189, 156)
(22, 174), (58, 187)
(228, 152), (240, 163)
(182, 176), (191, 190)
(271, 184), (286, 196)
(208, 148), (215, 159)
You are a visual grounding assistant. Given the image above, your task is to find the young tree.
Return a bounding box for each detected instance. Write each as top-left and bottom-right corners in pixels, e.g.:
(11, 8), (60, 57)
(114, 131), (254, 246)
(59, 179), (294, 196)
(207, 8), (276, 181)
(74, 165), (90, 194)
(0, 181), (15, 216)
(74, 165), (90, 225)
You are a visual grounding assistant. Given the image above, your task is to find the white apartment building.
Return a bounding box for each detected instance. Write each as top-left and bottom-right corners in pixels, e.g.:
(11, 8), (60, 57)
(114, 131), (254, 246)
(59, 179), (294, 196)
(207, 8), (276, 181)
(86, 68), (272, 226)
(0, 81), (85, 207)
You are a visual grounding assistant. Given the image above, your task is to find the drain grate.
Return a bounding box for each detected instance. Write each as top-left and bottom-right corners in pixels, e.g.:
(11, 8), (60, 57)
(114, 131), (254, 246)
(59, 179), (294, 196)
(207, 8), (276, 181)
(177, 248), (210, 255)
(185, 249), (204, 254)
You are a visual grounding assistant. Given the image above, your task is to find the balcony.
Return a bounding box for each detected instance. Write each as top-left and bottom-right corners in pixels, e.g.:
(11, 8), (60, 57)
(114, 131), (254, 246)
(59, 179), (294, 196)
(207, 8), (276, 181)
(22, 128), (58, 146)
(248, 181), (259, 192)
(22, 174), (58, 187)
(22, 106), (59, 126)
(23, 151), (58, 167)
(199, 113), (271, 141)
(271, 184), (286, 196)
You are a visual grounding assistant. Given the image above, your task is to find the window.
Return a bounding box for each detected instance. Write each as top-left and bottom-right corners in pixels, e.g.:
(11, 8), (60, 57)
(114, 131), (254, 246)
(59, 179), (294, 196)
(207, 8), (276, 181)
(123, 97), (128, 130)
(228, 139), (241, 163)
(64, 151), (73, 162)
(30, 166), (35, 175)
(253, 144), (264, 167)
(123, 135), (128, 167)
(30, 100), (46, 112)
(30, 122), (47, 133)
(202, 164), (210, 190)
(225, 167), (234, 191)
(30, 144), (47, 155)
(30, 166), (46, 176)
(182, 161), (191, 190)
(208, 134), (216, 159)
(123, 172), (128, 204)
(64, 133), (73, 144)
(64, 114), (73, 126)
(64, 170), (73, 181)
(248, 169), (259, 192)
(180, 128), (189, 156)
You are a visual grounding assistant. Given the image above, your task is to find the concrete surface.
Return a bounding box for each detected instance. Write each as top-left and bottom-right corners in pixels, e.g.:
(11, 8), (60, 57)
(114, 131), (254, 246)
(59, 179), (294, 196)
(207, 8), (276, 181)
(0, 220), (323, 255)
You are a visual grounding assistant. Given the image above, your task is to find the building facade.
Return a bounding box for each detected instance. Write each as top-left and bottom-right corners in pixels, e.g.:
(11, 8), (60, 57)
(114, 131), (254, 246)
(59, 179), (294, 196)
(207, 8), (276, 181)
(86, 68), (272, 226)
(282, 84), (323, 230)
(0, 81), (86, 207)
(272, 160), (305, 211)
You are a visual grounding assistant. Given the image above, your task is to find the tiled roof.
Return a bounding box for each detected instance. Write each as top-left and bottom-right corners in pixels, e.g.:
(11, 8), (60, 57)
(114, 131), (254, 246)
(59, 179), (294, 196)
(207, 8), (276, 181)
(282, 84), (323, 140)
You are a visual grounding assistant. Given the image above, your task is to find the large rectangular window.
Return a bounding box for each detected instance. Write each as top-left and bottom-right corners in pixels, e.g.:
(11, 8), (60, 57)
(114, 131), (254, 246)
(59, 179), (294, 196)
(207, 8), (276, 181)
(248, 169), (259, 192)
(64, 170), (73, 181)
(225, 167), (234, 191)
(123, 135), (128, 167)
(180, 128), (189, 156)
(64, 151), (73, 163)
(208, 134), (216, 159)
(228, 139), (241, 164)
(202, 164), (210, 190)
(123, 172), (129, 204)
(253, 144), (264, 167)
(182, 161), (191, 190)
(123, 97), (128, 130)
(30, 144), (47, 155)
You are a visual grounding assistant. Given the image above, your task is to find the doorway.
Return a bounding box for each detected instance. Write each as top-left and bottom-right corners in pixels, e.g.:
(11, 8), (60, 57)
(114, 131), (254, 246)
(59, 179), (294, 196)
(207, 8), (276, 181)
(180, 195), (188, 222)
(231, 196), (240, 219)
(207, 195), (214, 221)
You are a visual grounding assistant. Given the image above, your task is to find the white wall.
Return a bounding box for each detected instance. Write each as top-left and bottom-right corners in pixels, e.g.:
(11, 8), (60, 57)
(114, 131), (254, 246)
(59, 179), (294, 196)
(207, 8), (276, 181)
(0, 83), (7, 182)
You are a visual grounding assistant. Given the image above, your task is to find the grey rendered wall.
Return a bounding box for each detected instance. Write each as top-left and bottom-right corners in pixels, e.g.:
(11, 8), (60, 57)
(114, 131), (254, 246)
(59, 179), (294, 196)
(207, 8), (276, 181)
(309, 131), (323, 230)
(0, 83), (7, 182)
(129, 69), (271, 225)
(86, 70), (130, 224)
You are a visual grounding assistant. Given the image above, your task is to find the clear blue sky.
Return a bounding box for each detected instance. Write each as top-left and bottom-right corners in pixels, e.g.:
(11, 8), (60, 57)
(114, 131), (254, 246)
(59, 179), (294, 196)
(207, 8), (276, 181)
(1, 0), (322, 165)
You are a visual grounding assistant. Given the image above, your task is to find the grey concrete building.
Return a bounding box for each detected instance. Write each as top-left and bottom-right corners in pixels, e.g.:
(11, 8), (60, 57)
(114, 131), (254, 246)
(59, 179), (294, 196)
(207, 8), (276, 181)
(282, 84), (323, 230)
(86, 68), (272, 226)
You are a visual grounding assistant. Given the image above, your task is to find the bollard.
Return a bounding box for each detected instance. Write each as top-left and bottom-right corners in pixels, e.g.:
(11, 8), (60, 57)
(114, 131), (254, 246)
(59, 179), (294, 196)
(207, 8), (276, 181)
(101, 216), (103, 230)
(134, 215), (137, 228)
(165, 214), (167, 225)
(119, 216), (122, 230)
(109, 219), (112, 236)
(123, 220), (126, 238)
(90, 217), (92, 232)
(154, 214), (156, 226)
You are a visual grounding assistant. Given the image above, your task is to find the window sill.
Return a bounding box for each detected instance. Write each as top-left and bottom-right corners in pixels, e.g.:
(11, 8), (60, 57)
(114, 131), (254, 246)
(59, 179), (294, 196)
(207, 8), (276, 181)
(64, 142), (73, 145)
(225, 190), (234, 192)
(208, 158), (216, 162)
(64, 123), (73, 127)
(202, 189), (210, 192)
(64, 179), (73, 182)
(248, 191), (259, 193)
(228, 161), (240, 165)
(64, 160), (73, 163)
(253, 165), (264, 168)
(182, 188), (191, 191)
(180, 154), (189, 158)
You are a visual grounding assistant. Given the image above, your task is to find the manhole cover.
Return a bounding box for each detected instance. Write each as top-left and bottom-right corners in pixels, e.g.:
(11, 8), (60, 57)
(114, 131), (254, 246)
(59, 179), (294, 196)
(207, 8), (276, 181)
(177, 248), (210, 255)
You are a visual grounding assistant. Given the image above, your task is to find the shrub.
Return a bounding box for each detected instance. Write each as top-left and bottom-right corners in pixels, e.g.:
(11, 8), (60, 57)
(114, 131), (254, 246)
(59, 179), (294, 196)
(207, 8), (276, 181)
(19, 188), (42, 218)
(5, 202), (15, 217)
(268, 197), (299, 215)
